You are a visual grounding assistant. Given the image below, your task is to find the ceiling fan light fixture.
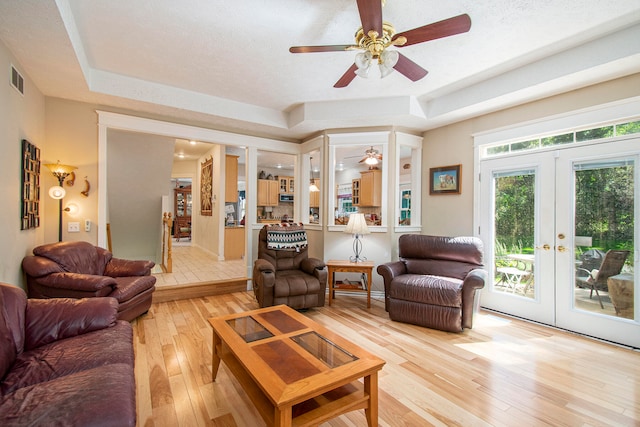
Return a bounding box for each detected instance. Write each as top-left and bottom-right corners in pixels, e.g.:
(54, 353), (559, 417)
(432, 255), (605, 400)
(365, 156), (379, 165)
(355, 51), (373, 78)
(379, 50), (398, 78)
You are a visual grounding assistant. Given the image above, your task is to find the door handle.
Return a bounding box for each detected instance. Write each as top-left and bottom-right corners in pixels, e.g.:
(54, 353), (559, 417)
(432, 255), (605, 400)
(557, 245), (567, 252)
(535, 244), (551, 250)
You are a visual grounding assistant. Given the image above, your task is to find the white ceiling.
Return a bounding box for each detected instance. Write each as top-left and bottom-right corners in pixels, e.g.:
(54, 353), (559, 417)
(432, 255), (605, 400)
(1, 0), (639, 143)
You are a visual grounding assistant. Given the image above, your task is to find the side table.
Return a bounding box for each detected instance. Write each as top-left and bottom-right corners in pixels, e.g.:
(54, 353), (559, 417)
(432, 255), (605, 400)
(327, 260), (375, 308)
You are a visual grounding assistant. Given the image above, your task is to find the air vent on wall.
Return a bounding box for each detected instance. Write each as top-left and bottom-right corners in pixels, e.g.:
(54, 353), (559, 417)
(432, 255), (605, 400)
(11, 65), (24, 95)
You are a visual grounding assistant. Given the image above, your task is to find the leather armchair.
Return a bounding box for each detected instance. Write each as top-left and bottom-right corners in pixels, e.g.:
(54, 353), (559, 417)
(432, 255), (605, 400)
(22, 241), (156, 321)
(253, 225), (327, 309)
(377, 234), (487, 332)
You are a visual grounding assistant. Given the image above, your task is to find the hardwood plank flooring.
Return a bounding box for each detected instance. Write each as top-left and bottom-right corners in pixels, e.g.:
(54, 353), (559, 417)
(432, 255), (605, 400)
(133, 292), (640, 426)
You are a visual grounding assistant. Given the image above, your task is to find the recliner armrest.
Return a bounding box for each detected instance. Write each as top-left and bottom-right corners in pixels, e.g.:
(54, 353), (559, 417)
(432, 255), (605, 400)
(300, 258), (325, 275)
(24, 297), (119, 350)
(105, 258), (155, 277)
(376, 261), (407, 282)
(254, 258), (275, 273)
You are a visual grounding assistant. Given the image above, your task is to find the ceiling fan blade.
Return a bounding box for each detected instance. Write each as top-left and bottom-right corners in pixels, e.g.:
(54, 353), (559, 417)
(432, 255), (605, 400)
(334, 63), (359, 88)
(393, 14), (471, 47)
(393, 53), (428, 82)
(356, 0), (382, 35)
(290, 45), (356, 53)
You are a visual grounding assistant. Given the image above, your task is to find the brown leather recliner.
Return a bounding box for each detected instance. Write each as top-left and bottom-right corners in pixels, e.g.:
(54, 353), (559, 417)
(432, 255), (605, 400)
(253, 224), (327, 309)
(22, 241), (156, 321)
(377, 234), (487, 332)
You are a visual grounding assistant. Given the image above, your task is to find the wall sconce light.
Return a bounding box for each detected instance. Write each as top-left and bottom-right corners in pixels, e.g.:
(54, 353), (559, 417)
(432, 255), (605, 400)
(45, 161), (77, 242)
(64, 203), (79, 215)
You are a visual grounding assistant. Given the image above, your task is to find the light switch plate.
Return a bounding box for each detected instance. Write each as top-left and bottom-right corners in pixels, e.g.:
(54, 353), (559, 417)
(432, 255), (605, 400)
(68, 222), (80, 232)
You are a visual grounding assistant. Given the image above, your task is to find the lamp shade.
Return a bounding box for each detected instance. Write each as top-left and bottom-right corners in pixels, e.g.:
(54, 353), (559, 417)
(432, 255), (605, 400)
(344, 213), (370, 236)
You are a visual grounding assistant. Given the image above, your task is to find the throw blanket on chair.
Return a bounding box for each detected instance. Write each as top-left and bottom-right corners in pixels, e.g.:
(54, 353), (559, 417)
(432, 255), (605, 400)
(266, 223), (308, 251)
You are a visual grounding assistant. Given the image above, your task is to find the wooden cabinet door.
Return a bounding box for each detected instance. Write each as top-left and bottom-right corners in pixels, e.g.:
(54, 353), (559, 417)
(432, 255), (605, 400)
(258, 179), (279, 206)
(359, 170), (381, 207)
(225, 155), (238, 203)
(351, 179), (361, 206)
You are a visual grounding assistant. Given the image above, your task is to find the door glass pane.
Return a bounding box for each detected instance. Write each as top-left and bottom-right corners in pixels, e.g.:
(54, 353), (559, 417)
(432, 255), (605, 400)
(573, 160), (635, 319)
(493, 170), (536, 299)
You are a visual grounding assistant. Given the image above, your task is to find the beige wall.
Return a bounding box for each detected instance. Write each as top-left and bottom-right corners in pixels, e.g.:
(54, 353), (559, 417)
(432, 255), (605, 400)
(0, 41), (46, 289)
(45, 98), (100, 244)
(423, 73), (640, 237)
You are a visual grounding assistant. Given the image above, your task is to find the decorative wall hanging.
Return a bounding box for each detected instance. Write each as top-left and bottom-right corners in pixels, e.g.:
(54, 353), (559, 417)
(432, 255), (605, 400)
(429, 164), (461, 195)
(200, 156), (213, 216)
(21, 139), (41, 230)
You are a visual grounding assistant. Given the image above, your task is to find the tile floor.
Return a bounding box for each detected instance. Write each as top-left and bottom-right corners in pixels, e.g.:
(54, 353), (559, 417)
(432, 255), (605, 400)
(152, 242), (247, 287)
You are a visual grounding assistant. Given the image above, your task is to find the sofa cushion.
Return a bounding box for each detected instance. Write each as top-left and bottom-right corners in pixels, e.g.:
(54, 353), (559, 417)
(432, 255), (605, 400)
(0, 363), (135, 427)
(389, 274), (463, 307)
(1, 321), (133, 395)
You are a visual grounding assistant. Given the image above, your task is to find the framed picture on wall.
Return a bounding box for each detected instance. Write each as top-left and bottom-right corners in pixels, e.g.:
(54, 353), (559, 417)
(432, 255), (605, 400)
(21, 139), (41, 229)
(429, 164), (461, 195)
(200, 156), (213, 216)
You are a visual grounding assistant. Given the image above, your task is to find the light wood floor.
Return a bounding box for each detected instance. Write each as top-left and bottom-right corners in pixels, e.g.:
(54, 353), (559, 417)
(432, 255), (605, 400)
(132, 291), (640, 427)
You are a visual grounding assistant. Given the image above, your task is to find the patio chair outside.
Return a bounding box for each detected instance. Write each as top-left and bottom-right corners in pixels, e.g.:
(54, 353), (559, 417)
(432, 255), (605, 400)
(575, 249), (629, 309)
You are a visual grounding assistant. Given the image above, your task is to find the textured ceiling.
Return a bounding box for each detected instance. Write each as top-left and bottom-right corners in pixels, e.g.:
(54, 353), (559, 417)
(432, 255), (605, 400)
(1, 0), (639, 142)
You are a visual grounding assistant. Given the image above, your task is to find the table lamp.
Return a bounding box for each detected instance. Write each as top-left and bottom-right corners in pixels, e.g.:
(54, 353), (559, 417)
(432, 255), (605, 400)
(344, 213), (369, 263)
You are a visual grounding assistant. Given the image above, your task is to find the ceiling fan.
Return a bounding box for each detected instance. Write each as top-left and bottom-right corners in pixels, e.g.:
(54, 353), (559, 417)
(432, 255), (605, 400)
(289, 0), (471, 88)
(359, 146), (382, 168)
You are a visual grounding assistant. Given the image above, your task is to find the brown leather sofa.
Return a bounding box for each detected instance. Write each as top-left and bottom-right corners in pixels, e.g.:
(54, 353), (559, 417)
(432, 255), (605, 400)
(253, 224), (327, 309)
(22, 241), (156, 321)
(0, 282), (136, 426)
(377, 234), (487, 332)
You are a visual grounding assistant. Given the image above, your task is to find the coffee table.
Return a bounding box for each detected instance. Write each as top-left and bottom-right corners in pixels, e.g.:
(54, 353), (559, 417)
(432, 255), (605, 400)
(209, 305), (385, 426)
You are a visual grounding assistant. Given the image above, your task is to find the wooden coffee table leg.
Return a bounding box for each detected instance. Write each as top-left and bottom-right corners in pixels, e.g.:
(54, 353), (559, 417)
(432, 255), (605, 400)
(274, 406), (292, 427)
(364, 372), (379, 427)
(211, 332), (221, 381)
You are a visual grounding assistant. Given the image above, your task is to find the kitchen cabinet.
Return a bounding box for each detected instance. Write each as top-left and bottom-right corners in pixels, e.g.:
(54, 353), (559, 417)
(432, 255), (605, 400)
(225, 155), (238, 203)
(353, 169), (381, 207)
(257, 179), (279, 206)
(351, 179), (360, 206)
(173, 186), (192, 240)
(310, 179), (320, 208)
(278, 176), (294, 194)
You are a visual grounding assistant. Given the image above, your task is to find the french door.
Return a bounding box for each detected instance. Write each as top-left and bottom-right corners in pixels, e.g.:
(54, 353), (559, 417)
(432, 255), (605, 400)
(479, 139), (639, 348)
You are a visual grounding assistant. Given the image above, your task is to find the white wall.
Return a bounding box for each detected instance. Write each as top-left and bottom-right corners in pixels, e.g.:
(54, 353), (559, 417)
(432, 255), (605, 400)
(0, 40), (46, 289)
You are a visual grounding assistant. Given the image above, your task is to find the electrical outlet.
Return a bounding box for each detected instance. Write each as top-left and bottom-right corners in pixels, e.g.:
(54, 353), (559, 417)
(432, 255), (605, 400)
(85, 219), (91, 232)
(68, 222), (80, 232)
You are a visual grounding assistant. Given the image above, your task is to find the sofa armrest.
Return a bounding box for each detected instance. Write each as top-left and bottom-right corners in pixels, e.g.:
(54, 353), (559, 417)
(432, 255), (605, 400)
(24, 297), (119, 350)
(377, 261), (407, 311)
(461, 268), (488, 330)
(300, 258), (326, 275)
(22, 255), (64, 277)
(105, 258), (155, 277)
(36, 272), (117, 293)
